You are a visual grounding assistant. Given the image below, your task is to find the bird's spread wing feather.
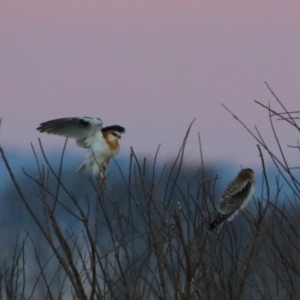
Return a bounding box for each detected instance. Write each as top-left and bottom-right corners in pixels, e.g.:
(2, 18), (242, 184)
(37, 117), (103, 148)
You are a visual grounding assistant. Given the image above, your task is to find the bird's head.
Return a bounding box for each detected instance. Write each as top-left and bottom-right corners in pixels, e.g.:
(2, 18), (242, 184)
(238, 168), (255, 182)
(107, 131), (122, 141)
(102, 125), (125, 142)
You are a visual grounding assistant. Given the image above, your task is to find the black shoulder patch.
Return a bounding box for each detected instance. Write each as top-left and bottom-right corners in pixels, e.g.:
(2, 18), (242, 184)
(77, 118), (90, 127)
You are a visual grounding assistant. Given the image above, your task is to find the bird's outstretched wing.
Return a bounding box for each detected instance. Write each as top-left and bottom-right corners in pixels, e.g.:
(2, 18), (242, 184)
(37, 117), (103, 148)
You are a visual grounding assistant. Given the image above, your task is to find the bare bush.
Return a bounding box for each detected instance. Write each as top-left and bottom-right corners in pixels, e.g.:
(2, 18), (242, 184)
(1, 84), (300, 299)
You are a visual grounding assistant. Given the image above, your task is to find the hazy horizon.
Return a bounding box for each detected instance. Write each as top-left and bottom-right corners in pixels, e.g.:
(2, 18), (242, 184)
(1, 1), (300, 169)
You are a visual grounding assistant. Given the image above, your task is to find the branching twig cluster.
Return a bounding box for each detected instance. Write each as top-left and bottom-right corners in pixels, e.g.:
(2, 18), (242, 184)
(1, 84), (300, 299)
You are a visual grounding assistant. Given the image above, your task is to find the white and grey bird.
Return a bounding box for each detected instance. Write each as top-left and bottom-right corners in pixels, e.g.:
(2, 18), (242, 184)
(37, 117), (125, 178)
(209, 168), (255, 231)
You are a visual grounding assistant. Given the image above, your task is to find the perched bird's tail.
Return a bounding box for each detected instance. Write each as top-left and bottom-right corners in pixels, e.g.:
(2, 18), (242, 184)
(73, 160), (103, 177)
(209, 212), (233, 231)
(74, 162), (88, 176)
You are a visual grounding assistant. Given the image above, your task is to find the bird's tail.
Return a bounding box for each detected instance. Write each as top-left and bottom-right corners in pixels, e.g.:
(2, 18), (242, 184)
(209, 213), (229, 231)
(74, 162), (88, 176)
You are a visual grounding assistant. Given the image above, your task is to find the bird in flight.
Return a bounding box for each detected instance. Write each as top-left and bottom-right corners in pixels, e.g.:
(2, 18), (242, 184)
(37, 117), (125, 179)
(209, 168), (255, 231)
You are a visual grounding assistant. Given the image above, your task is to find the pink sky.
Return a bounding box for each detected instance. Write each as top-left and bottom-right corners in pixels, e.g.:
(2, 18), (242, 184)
(1, 1), (300, 169)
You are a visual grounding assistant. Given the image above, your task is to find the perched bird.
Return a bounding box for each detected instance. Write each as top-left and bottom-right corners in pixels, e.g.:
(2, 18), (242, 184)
(209, 168), (255, 231)
(37, 117), (125, 179)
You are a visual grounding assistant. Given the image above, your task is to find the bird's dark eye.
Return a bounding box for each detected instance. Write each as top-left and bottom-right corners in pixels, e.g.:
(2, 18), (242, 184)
(112, 132), (119, 138)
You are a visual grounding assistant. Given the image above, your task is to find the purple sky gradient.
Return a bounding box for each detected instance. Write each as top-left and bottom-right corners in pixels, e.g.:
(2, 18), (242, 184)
(1, 1), (300, 169)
